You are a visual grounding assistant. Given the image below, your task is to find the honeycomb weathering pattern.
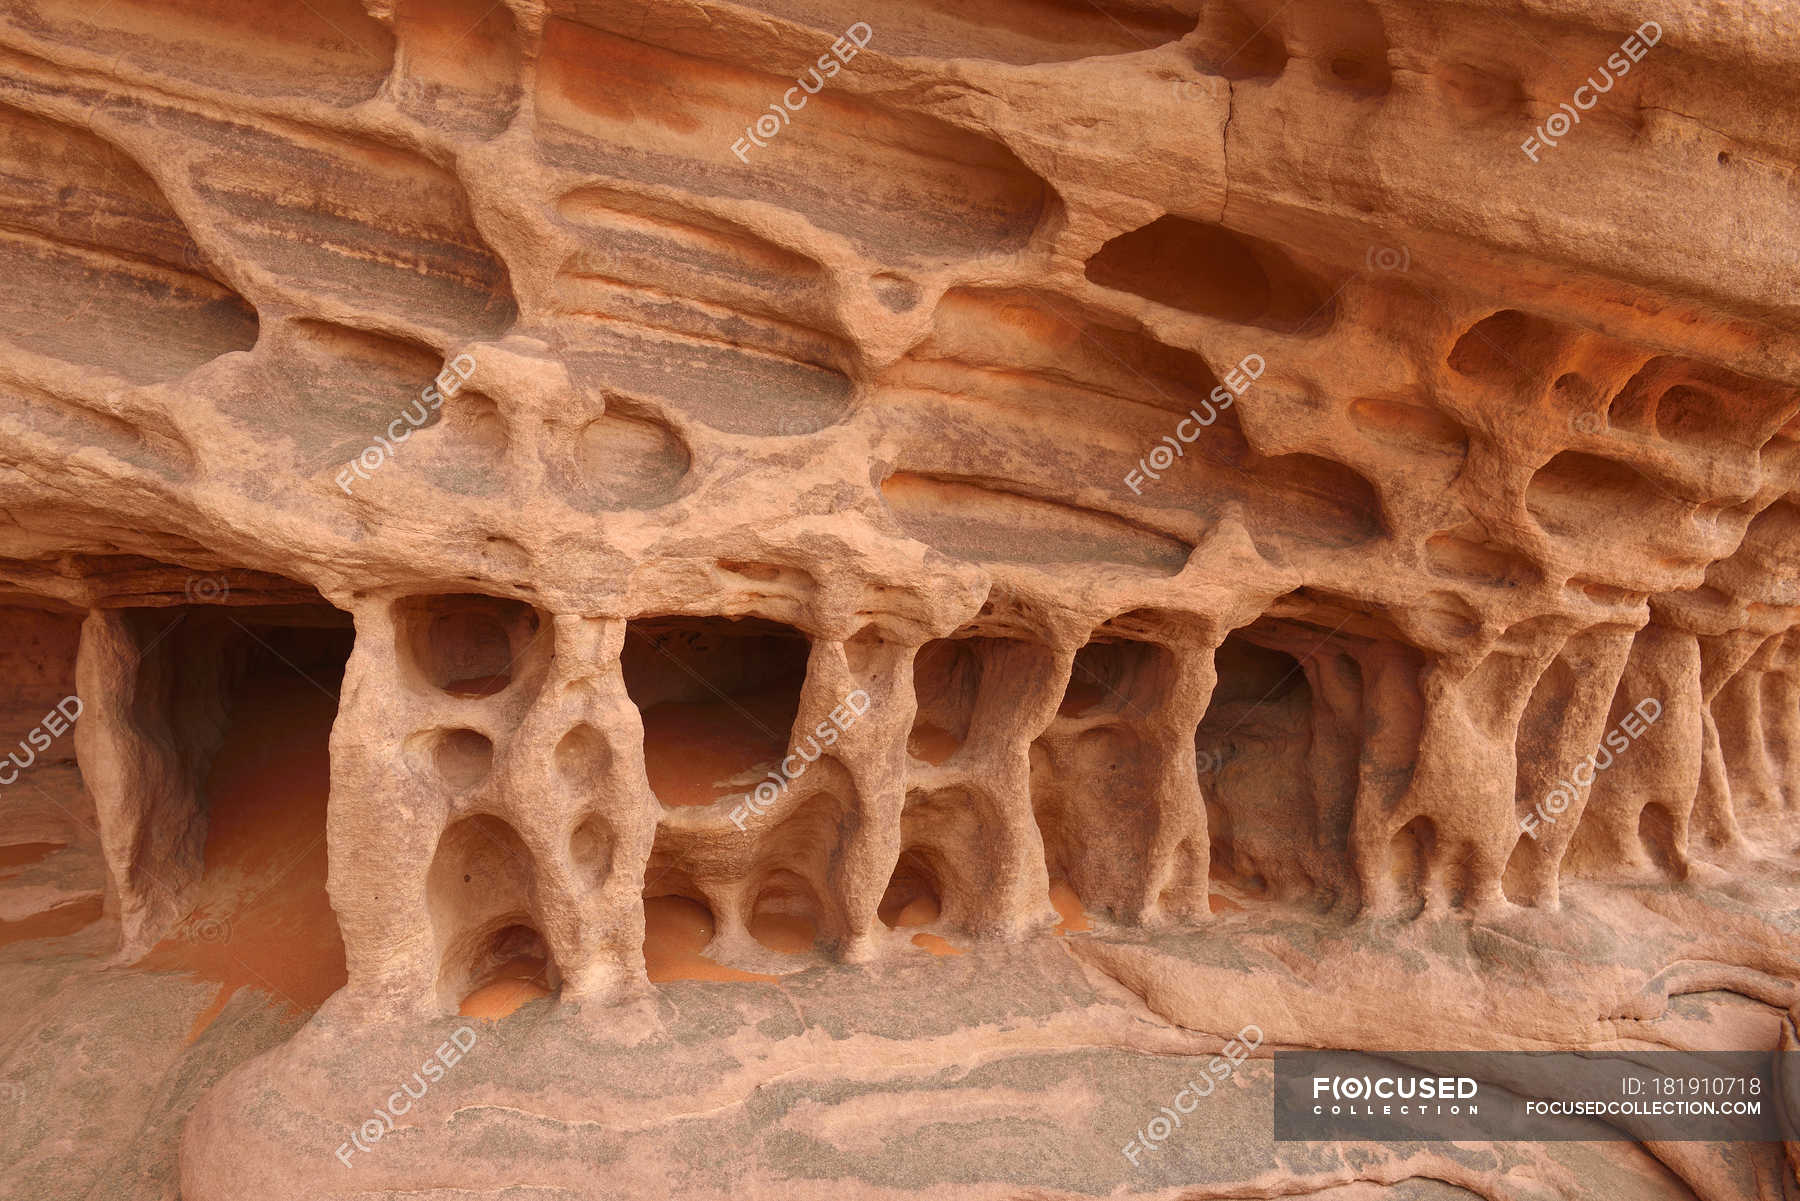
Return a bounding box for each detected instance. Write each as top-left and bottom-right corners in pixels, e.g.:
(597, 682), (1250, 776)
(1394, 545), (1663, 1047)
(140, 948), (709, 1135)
(2, 0), (1800, 1197)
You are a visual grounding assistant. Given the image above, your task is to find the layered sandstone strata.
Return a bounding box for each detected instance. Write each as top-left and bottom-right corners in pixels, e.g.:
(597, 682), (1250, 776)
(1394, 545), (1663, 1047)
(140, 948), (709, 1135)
(1, 0), (1799, 1198)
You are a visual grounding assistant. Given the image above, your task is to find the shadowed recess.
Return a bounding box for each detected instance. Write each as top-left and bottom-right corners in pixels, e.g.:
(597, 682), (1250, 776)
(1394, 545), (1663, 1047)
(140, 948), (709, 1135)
(1348, 397), (1469, 456)
(570, 809), (612, 888)
(641, 892), (771, 983)
(740, 789), (854, 949)
(909, 636), (1056, 765)
(1425, 531), (1539, 589)
(878, 288), (1251, 510)
(1298, 0), (1392, 97)
(1639, 801), (1682, 879)
(427, 814), (553, 1012)
(1198, 632), (1318, 903)
(1032, 722), (1160, 915)
(2, 381), (192, 480)
(1241, 454), (1385, 551)
(217, 321), (444, 474)
(133, 615), (353, 1037)
(1084, 216), (1335, 334)
(1386, 815), (1436, 916)
(552, 198), (849, 436)
(1500, 833), (1537, 905)
(879, 848), (943, 928)
(894, 789), (989, 931)
(1057, 636), (1176, 720)
(1438, 60), (1528, 120)
(1446, 309), (1563, 385)
(622, 616), (811, 808)
(459, 923), (554, 1018)
(909, 639), (986, 764)
(1607, 355), (1800, 454)
(748, 868), (823, 954)
(1526, 451), (1682, 543)
(905, 288), (1239, 424)
(401, 388), (510, 497)
(1188, 2), (1287, 79)
(404, 727), (494, 792)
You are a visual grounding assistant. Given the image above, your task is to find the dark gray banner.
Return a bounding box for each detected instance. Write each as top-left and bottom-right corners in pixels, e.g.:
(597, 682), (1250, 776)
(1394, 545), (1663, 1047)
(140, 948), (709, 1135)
(1274, 1050), (1799, 1142)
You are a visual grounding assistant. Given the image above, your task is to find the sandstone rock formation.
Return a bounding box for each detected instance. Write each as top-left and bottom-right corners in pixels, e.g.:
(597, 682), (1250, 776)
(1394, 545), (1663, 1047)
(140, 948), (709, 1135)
(2, 0), (1800, 1198)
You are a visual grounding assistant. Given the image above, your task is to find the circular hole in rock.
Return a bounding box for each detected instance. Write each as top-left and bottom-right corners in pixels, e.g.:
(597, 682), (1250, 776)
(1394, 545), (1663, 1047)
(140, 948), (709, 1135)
(748, 871), (821, 954)
(434, 728), (494, 790)
(555, 724), (608, 789)
(400, 595), (540, 697)
(878, 851), (942, 929)
(459, 923), (553, 1018)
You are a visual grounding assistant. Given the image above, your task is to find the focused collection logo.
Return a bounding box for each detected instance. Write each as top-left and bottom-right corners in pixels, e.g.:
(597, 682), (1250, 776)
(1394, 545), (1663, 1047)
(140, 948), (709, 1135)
(1310, 1073), (1480, 1115)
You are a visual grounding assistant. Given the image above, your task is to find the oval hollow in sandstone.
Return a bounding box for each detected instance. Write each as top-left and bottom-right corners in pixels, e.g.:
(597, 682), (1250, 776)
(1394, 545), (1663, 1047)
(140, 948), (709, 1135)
(570, 814), (611, 888)
(1084, 216), (1335, 334)
(395, 594), (545, 698)
(568, 412), (691, 510)
(1446, 308), (1563, 385)
(748, 869), (822, 954)
(405, 727), (493, 791)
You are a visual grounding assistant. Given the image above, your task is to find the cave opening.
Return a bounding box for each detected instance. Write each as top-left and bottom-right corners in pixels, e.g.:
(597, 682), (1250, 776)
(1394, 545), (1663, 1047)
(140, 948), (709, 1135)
(428, 812), (558, 1015)
(908, 637), (986, 765)
(909, 634), (1055, 767)
(1057, 636), (1172, 720)
(622, 615), (811, 808)
(458, 921), (554, 1018)
(1197, 632), (1314, 902)
(747, 867), (823, 955)
(878, 847), (944, 931)
(1031, 633), (1175, 918)
(0, 601), (102, 947)
(640, 874), (774, 985)
(130, 601), (355, 1036)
